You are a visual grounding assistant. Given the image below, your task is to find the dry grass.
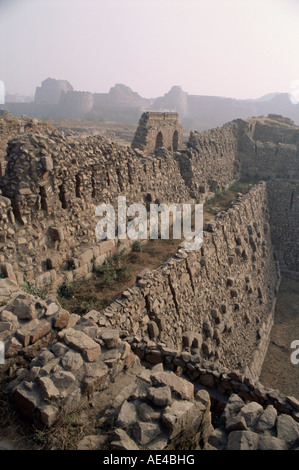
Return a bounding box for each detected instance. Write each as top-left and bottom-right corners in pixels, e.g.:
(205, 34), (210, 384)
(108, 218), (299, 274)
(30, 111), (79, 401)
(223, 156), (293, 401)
(32, 408), (98, 450)
(247, 115), (296, 128)
(48, 118), (138, 147)
(205, 181), (251, 215)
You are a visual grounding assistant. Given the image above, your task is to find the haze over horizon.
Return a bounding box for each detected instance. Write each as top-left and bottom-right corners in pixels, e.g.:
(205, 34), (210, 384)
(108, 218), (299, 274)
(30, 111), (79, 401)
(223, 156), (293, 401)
(1, 0), (299, 101)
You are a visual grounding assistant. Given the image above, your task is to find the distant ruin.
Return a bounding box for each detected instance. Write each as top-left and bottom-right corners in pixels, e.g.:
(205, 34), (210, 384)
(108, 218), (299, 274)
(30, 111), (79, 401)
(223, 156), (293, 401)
(4, 78), (299, 130)
(34, 78), (74, 105)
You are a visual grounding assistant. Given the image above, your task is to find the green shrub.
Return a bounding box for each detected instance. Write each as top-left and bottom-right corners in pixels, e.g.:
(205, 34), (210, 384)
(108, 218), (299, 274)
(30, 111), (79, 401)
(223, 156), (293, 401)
(21, 280), (52, 300)
(229, 181), (249, 193)
(94, 249), (130, 287)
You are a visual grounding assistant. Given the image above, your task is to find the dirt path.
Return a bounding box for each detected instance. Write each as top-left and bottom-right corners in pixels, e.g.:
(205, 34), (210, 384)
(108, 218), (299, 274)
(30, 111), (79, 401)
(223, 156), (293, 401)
(259, 276), (299, 399)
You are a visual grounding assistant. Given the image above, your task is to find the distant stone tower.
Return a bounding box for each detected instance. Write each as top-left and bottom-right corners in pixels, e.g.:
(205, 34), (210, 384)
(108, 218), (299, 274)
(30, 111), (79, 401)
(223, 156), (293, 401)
(34, 78), (73, 105)
(132, 112), (183, 154)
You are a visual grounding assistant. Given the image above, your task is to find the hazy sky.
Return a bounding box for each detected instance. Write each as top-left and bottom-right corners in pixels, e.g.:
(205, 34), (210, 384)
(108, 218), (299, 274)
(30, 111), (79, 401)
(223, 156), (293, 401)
(0, 0), (299, 100)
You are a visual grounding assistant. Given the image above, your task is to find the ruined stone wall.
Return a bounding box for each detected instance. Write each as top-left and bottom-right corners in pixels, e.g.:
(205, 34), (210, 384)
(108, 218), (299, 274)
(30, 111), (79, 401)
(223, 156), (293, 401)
(238, 122), (299, 180)
(34, 78), (74, 105)
(176, 121), (240, 197)
(1, 114), (294, 312)
(0, 112), (50, 177)
(131, 112), (183, 154)
(1, 114), (297, 448)
(237, 115), (299, 274)
(58, 91), (94, 119)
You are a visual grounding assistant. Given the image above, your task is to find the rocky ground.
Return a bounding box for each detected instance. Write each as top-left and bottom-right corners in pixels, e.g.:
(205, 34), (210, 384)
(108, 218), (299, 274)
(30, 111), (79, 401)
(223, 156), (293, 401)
(206, 393), (299, 450)
(50, 119), (138, 148)
(1, 275), (299, 451)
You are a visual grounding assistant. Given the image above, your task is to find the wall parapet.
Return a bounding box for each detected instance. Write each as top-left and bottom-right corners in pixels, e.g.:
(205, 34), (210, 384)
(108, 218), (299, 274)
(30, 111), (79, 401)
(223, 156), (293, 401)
(1, 183), (279, 382)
